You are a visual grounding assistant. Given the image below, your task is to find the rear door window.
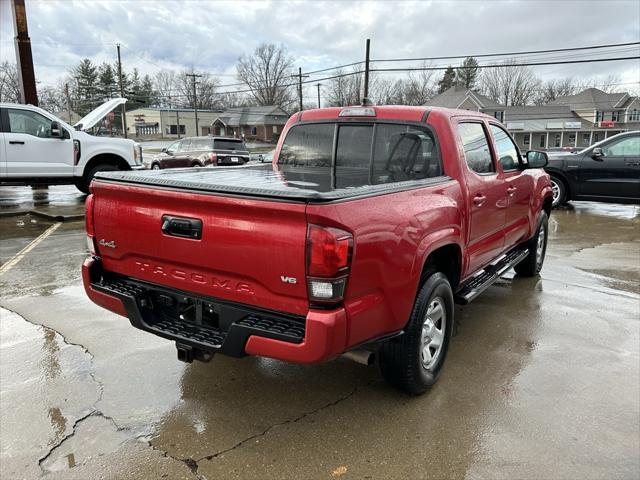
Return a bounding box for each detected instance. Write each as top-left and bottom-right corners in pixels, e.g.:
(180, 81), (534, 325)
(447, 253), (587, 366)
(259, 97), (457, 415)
(178, 139), (192, 152)
(458, 123), (495, 174)
(193, 138), (213, 150)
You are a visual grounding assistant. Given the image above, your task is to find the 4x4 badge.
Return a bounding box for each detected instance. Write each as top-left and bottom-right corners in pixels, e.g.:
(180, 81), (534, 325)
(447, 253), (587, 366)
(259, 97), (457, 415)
(99, 239), (117, 249)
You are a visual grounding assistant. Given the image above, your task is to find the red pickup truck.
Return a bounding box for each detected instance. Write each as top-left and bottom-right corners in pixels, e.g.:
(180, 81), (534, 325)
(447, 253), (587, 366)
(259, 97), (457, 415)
(82, 105), (553, 394)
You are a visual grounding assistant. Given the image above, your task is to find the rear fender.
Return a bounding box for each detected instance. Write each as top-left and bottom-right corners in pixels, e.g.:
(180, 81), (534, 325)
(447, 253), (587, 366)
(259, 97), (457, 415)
(411, 227), (464, 290)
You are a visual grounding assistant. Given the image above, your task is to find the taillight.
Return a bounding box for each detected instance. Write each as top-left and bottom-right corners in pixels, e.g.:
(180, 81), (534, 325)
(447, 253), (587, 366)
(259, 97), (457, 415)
(85, 194), (97, 255)
(306, 224), (353, 304)
(209, 152), (218, 164)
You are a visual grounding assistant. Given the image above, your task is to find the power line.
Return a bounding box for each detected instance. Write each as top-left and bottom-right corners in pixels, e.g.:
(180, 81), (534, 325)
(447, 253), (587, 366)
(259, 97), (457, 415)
(371, 41), (640, 63)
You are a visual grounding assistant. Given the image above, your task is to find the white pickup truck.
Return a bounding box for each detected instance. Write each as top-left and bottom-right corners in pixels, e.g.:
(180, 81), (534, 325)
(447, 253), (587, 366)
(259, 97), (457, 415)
(0, 98), (143, 193)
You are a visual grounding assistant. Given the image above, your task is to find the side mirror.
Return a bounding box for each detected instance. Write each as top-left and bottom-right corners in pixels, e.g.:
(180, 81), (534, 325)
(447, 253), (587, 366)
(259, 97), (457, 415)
(525, 150), (548, 168)
(591, 147), (604, 160)
(161, 147), (168, 153)
(51, 121), (64, 138)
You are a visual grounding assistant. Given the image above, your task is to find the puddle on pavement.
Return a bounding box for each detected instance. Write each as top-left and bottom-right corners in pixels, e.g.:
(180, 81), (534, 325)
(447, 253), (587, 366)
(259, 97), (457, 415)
(0, 185), (86, 210)
(0, 308), (101, 478)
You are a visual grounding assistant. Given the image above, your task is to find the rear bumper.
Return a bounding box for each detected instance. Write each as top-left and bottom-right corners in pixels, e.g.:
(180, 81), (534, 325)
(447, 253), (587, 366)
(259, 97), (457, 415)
(82, 257), (347, 364)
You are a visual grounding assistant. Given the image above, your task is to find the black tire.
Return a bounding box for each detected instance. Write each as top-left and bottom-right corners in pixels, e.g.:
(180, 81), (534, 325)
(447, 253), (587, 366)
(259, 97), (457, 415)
(549, 174), (567, 208)
(379, 272), (454, 395)
(191, 162), (201, 168)
(514, 212), (548, 277)
(151, 163), (161, 170)
(76, 163), (119, 194)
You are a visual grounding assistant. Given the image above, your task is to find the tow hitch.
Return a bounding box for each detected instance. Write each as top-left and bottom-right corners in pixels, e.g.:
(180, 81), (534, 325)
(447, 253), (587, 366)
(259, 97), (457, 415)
(176, 343), (214, 363)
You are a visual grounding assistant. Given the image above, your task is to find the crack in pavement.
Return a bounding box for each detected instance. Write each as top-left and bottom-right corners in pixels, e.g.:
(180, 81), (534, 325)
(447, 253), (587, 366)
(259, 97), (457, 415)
(0, 306), (114, 475)
(153, 379), (379, 478)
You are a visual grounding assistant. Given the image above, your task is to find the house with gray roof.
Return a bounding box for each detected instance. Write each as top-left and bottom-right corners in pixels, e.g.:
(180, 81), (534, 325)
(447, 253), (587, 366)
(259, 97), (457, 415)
(211, 106), (289, 143)
(425, 86), (639, 150)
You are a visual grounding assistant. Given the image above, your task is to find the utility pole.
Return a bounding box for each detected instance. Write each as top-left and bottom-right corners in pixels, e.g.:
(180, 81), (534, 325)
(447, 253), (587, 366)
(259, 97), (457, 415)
(11, 0), (38, 105)
(64, 83), (72, 121)
(291, 68), (310, 112)
(363, 38), (371, 102)
(186, 72), (202, 135)
(316, 83), (322, 109)
(116, 44), (127, 138)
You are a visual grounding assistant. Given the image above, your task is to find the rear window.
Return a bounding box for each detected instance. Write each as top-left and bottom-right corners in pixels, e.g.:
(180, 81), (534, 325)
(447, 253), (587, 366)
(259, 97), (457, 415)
(214, 139), (246, 151)
(278, 122), (441, 186)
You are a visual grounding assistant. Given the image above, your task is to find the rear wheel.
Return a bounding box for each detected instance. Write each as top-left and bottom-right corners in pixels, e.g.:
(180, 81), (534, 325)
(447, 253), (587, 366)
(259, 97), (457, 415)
(379, 272), (454, 395)
(514, 212), (548, 277)
(75, 163), (119, 194)
(151, 163), (161, 170)
(549, 174), (567, 207)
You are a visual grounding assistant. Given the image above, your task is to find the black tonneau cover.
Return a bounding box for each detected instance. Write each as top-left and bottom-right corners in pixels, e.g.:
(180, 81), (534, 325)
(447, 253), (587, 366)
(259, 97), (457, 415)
(95, 165), (450, 203)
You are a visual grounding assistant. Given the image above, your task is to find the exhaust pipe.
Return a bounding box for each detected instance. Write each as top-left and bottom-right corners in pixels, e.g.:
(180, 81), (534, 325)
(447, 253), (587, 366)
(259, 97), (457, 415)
(342, 349), (375, 366)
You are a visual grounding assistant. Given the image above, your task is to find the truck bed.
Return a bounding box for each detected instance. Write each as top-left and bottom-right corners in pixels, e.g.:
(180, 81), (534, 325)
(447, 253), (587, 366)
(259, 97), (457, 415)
(95, 164), (451, 203)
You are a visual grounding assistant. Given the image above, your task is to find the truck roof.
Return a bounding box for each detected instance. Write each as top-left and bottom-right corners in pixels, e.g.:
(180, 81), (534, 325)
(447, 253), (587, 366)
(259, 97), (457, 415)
(296, 105), (493, 123)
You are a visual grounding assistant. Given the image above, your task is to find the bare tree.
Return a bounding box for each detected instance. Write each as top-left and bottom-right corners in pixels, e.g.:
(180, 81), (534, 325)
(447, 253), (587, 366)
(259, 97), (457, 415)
(38, 83), (66, 112)
(153, 69), (178, 107)
(177, 70), (221, 109)
(533, 77), (578, 105)
(479, 60), (540, 106)
(325, 68), (363, 106)
(403, 64), (437, 105)
(576, 74), (622, 93)
(236, 43), (295, 109)
(0, 61), (21, 103)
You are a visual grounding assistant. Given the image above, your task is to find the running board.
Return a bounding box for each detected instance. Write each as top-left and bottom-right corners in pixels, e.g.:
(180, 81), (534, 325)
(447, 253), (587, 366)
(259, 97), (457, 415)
(455, 248), (529, 305)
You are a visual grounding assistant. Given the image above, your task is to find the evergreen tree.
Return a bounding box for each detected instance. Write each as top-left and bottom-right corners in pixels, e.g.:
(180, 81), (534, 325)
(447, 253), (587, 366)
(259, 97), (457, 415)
(456, 57), (479, 89)
(72, 59), (98, 115)
(97, 62), (117, 100)
(437, 66), (456, 94)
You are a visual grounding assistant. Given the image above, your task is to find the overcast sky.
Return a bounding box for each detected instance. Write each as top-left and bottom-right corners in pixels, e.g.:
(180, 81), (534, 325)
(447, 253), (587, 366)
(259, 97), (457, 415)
(1, 0), (639, 96)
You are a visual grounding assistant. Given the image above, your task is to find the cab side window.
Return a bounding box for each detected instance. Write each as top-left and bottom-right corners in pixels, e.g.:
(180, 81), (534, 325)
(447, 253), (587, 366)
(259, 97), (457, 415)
(490, 124), (520, 171)
(8, 109), (54, 138)
(603, 136), (640, 156)
(458, 122), (494, 174)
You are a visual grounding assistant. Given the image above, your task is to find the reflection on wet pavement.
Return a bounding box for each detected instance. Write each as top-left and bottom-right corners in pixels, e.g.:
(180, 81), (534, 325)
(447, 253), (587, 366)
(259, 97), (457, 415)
(0, 200), (638, 479)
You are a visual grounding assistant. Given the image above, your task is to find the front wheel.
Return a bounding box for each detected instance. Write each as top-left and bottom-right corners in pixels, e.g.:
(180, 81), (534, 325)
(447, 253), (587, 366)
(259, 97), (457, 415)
(75, 163), (119, 194)
(549, 174), (567, 208)
(514, 211), (548, 277)
(379, 272), (454, 395)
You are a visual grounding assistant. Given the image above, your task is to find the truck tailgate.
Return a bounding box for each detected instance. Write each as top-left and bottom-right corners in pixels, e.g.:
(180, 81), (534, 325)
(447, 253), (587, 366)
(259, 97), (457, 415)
(91, 181), (309, 316)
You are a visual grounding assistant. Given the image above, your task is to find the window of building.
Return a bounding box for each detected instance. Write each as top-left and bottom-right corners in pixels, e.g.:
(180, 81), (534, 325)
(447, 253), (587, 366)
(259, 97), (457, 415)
(593, 132), (600, 143)
(458, 123), (494, 174)
(539, 135), (545, 148)
(630, 109), (640, 122)
(490, 125), (520, 171)
(603, 135), (640, 156)
(523, 133), (530, 147)
(568, 133), (576, 145)
(612, 111), (620, 122)
(493, 111), (504, 122)
(168, 124), (185, 135)
(555, 133), (561, 148)
(8, 109), (56, 137)
(595, 111), (604, 122)
(272, 125), (278, 134)
(251, 127), (257, 136)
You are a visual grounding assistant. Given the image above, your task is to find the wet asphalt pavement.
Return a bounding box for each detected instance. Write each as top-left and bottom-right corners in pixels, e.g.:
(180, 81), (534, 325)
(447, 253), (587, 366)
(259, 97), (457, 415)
(0, 186), (638, 480)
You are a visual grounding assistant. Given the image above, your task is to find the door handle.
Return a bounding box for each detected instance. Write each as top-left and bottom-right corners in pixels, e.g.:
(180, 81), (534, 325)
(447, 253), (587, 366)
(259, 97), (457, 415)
(161, 215), (203, 239)
(9, 141), (25, 145)
(473, 194), (486, 207)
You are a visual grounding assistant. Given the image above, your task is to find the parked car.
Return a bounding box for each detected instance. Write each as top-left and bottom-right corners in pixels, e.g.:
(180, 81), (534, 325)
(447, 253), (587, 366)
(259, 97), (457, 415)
(0, 98), (143, 193)
(148, 136), (249, 170)
(83, 105), (552, 394)
(259, 150), (275, 163)
(544, 131), (640, 207)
